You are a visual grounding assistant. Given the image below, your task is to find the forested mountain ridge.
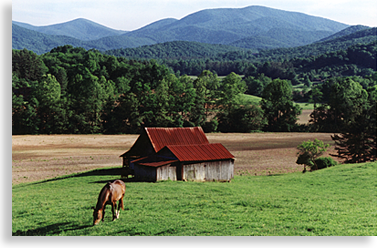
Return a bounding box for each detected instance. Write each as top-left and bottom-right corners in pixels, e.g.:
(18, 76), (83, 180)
(13, 5), (350, 54)
(105, 41), (250, 60)
(318, 25), (370, 42)
(252, 27), (377, 62)
(106, 27), (377, 62)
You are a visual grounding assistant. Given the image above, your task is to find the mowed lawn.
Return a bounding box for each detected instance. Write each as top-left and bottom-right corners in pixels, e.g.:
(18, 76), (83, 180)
(12, 162), (377, 236)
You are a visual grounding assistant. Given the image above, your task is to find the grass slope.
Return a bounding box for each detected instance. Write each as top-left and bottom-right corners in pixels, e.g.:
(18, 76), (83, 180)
(12, 162), (376, 236)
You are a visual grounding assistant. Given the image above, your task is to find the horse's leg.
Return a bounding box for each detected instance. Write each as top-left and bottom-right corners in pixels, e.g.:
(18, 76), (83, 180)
(116, 200), (121, 219)
(112, 203), (116, 221)
(102, 209), (105, 222)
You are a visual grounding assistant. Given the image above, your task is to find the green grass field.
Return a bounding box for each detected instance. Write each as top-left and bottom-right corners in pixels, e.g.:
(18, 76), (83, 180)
(12, 162), (376, 236)
(237, 94), (314, 110)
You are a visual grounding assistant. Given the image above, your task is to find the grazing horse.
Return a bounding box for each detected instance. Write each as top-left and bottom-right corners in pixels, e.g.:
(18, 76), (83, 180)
(93, 179), (126, 225)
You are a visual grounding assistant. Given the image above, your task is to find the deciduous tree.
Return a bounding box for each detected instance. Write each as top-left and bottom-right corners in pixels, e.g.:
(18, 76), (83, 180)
(260, 79), (301, 131)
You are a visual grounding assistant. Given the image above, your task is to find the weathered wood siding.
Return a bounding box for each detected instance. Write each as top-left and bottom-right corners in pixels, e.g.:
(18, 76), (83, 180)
(135, 160), (234, 182)
(182, 159), (234, 182)
(182, 163), (206, 181)
(156, 165), (177, 181)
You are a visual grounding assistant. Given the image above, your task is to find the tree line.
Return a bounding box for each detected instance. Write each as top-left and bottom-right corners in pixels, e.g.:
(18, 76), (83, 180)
(12, 46), (264, 135)
(106, 37), (377, 84)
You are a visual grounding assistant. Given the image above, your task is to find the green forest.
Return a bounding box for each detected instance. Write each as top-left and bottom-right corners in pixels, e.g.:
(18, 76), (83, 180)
(12, 41), (377, 163)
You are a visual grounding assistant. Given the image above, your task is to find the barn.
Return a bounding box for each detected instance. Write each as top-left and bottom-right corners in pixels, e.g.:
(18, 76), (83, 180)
(120, 127), (234, 182)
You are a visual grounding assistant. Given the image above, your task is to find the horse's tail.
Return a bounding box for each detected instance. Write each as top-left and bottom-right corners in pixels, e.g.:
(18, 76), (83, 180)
(120, 184), (126, 210)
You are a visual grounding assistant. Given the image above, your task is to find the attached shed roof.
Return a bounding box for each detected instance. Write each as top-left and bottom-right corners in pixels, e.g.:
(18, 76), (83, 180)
(145, 127), (209, 153)
(160, 143), (234, 162)
(137, 160), (179, 167)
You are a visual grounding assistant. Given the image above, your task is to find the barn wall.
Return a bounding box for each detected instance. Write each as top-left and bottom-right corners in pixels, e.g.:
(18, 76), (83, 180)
(134, 160), (234, 182)
(182, 159), (234, 182)
(157, 165), (177, 181)
(182, 163), (206, 181)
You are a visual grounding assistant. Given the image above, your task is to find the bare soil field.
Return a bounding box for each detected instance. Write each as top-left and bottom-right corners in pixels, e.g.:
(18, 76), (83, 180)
(12, 132), (340, 185)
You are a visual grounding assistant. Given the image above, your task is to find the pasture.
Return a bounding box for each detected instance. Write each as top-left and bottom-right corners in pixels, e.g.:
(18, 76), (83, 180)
(12, 162), (377, 236)
(12, 133), (376, 236)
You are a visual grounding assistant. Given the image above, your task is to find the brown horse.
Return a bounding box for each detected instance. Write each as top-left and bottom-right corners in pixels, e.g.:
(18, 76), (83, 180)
(92, 179), (126, 225)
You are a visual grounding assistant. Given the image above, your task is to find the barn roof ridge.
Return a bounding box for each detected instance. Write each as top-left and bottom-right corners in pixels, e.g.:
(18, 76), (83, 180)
(144, 126), (209, 153)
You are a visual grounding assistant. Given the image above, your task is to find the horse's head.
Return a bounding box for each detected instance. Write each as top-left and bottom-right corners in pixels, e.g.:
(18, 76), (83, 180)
(92, 208), (102, 226)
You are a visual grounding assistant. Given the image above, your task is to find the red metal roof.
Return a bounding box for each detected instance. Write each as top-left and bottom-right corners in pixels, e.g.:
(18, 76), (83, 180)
(145, 127), (209, 153)
(162, 143), (234, 162)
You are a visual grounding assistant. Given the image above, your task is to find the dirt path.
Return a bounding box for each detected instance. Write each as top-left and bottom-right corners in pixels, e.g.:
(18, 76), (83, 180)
(297, 109), (312, 124)
(12, 133), (339, 185)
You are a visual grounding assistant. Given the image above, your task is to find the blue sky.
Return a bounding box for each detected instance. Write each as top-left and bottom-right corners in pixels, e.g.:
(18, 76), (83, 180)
(12, 0), (377, 31)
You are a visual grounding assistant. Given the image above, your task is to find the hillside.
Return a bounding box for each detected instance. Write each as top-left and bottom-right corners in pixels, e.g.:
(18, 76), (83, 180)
(12, 5), (350, 53)
(256, 27), (377, 61)
(106, 26), (376, 62)
(230, 28), (334, 49)
(12, 161), (377, 235)
(318, 25), (370, 42)
(12, 18), (128, 41)
(105, 41), (250, 59)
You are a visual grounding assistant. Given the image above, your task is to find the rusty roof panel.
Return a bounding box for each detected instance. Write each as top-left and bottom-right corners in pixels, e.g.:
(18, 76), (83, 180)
(163, 143), (234, 162)
(145, 127), (209, 152)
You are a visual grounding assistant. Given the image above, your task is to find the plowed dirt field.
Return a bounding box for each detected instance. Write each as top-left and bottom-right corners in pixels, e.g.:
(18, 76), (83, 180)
(12, 132), (340, 185)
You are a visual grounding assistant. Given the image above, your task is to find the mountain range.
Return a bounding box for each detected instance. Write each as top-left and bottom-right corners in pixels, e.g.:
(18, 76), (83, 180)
(12, 5), (356, 54)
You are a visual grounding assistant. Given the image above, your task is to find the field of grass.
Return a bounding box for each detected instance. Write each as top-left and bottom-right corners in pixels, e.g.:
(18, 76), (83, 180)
(12, 162), (377, 236)
(237, 94), (314, 110)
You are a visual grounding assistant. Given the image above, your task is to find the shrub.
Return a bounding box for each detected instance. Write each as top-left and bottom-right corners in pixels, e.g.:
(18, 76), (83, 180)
(313, 157), (338, 170)
(296, 139), (330, 172)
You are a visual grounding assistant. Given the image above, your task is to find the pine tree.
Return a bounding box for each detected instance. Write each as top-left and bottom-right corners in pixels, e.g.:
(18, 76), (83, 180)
(331, 85), (376, 163)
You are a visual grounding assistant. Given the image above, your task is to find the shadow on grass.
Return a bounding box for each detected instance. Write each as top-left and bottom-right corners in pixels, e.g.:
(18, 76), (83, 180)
(12, 222), (92, 236)
(24, 167), (146, 186)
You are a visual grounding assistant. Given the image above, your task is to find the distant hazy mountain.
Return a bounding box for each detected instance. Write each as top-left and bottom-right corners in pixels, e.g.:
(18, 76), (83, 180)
(12, 18), (128, 41)
(123, 5), (348, 45)
(12, 23), (154, 55)
(13, 5), (351, 54)
(12, 23), (85, 54)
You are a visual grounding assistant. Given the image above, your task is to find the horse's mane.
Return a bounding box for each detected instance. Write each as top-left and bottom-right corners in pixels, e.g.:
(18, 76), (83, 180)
(95, 182), (112, 210)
